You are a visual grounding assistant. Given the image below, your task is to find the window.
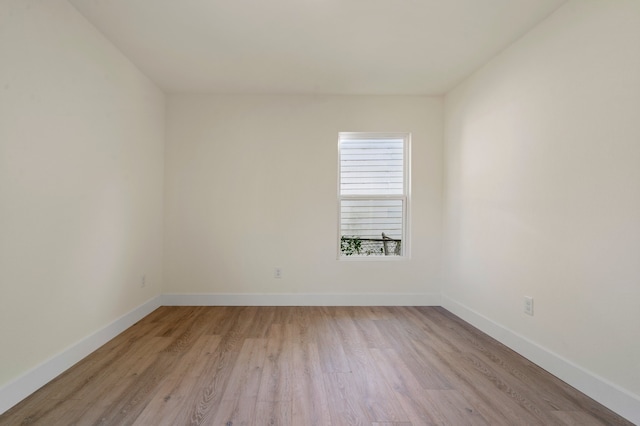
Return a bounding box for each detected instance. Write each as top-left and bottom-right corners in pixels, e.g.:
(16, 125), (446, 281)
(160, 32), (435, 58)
(338, 132), (410, 258)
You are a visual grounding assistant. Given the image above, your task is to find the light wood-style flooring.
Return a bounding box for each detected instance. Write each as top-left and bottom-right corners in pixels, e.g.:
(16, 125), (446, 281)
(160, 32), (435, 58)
(0, 306), (633, 425)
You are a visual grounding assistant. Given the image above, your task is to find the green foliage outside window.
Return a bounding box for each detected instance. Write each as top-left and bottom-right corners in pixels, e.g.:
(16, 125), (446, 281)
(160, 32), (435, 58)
(340, 236), (362, 256)
(340, 236), (384, 256)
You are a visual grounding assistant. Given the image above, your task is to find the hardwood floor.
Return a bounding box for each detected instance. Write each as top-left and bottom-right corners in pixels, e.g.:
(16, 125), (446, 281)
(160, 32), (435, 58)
(0, 306), (632, 425)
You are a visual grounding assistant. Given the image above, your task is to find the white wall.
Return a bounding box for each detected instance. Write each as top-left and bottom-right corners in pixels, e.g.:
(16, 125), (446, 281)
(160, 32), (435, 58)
(0, 0), (164, 394)
(165, 95), (442, 302)
(443, 0), (640, 418)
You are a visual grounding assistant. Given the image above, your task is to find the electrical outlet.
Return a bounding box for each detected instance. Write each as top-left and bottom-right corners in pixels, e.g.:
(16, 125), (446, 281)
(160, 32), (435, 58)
(524, 296), (534, 316)
(274, 268), (282, 279)
(141, 274), (146, 288)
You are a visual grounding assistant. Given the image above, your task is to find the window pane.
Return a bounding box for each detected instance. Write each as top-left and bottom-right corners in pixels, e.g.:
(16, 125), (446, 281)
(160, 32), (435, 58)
(340, 199), (403, 239)
(340, 137), (404, 195)
(340, 199), (403, 256)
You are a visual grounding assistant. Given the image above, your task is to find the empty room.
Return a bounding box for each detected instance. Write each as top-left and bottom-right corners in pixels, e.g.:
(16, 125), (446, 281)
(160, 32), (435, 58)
(1, 0), (639, 424)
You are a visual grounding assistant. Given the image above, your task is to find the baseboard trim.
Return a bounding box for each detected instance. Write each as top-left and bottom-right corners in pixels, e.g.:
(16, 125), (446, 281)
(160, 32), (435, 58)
(0, 296), (162, 415)
(162, 292), (441, 306)
(441, 295), (640, 425)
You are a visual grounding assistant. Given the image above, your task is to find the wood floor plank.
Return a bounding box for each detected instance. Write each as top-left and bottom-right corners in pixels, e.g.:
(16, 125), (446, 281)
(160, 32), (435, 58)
(424, 389), (489, 426)
(414, 307), (632, 426)
(351, 317), (390, 349)
(374, 319), (452, 390)
(551, 410), (610, 426)
(221, 338), (267, 401)
(245, 306), (274, 338)
(85, 351), (180, 425)
(368, 347), (450, 425)
(371, 423), (414, 426)
(71, 338), (176, 425)
(0, 306), (633, 426)
(210, 397), (258, 426)
(256, 399), (292, 426)
(132, 375), (197, 426)
(133, 335), (222, 425)
(427, 346), (554, 425)
(257, 326), (293, 403)
(420, 307), (578, 408)
(314, 309), (352, 373)
(181, 348), (240, 424)
(323, 372), (371, 426)
(332, 311), (370, 349)
(291, 343), (332, 426)
(431, 307), (632, 425)
(8, 335), (171, 425)
(341, 345), (409, 424)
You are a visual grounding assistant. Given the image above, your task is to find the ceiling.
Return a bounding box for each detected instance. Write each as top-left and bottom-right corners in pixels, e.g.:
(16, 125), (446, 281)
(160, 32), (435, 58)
(69, 0), (566, 95)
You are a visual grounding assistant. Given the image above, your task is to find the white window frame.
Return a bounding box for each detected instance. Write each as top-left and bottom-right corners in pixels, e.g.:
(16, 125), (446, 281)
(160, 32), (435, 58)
(337, 132), (411, 260)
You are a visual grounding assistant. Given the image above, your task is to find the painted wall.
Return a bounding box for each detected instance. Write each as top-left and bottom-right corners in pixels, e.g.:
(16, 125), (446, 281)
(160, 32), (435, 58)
(444, 0), (640, 406)
(165, 95), (442, 301)
(0, 0), (165, 388)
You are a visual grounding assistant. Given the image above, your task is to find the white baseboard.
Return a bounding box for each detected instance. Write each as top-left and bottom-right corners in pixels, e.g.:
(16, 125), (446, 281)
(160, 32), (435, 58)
(0, 296), (162, 416)
(441, 295), (640, 425)
(162, 292), (441, 306)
